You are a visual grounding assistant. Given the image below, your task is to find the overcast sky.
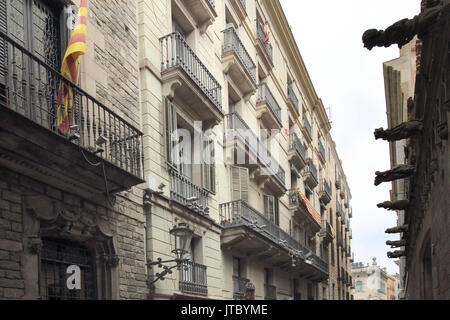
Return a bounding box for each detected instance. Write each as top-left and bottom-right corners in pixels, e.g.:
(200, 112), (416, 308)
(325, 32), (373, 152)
(280, 0), (421, 274)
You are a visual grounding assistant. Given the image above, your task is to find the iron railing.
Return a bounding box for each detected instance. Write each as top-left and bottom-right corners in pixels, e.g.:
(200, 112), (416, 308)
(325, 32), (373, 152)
(303, 114), (312, 138)
(225, 112), (285, 187)
(169, 169), (209, 215)
(219, 200), (328, 275)
(336, 201), (342, 217)
(319, 140), (326, 161)
(320, 219), (334, 239)
(233, 276), (249, 300)
(160, 32), (222, 111)
(257, 83), (282, 125)
(179, 260), (208, 296)
(222, 26), (256, 84)
(320, 179), (332, 199)
(335, 178), (341, 189)
(256, 19), (273, 62)
(0, 32), (144, 179)
(207, 0), (215, 9)
(264, 284), (276, 300)
(289, 133), (306, 162)
(304, 160), (318, 182)
(287, 84), (299, 113)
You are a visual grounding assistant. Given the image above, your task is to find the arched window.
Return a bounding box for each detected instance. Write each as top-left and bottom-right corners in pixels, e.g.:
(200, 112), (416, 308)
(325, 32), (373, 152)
(40, 238), (97, 300)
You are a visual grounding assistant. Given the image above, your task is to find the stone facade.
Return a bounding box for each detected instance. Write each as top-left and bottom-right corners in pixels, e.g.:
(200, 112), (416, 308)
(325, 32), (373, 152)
(352, 259), (389, 300)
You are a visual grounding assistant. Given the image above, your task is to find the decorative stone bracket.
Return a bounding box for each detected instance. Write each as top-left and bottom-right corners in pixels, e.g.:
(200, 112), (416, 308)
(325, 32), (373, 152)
(377, 200), (409, 211)
(385, 224), (409, 234)
(374, 120), (423, 141)
(374, 165), (415, 186)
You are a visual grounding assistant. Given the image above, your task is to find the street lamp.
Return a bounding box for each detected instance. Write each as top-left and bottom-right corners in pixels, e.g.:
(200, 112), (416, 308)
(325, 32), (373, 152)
(147, 223), (193, 285)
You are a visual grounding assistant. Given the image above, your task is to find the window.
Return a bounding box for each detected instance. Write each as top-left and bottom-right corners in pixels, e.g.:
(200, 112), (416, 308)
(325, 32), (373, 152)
(233, 257), (241, 277)
(40, 238), (97, 300)
(355, 281), (362, 292)
(264, 195), (279, 226)
(231, 166), (248, 202)
(331, 242), (335, 266)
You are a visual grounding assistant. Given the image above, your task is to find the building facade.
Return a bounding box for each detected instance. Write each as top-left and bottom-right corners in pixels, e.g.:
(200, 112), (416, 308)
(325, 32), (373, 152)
(0, 0), (147, 299)
(139, 0), (353, 300)
(365, 0), (450, 300)
(352, 259), (389, 300)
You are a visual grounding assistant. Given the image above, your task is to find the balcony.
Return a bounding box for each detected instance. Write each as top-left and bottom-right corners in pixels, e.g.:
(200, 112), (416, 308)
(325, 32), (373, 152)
(335, 178), (341, 190)
(233, 276), (249, 300)
(255, 19), (274, 70)
(344, 196), (349, 208)
(172, 0), (217, 33)
(220, 200), (328, 281)
(222, 26), (257, 96)
(160, 32), (223, 127)
(318, 140), (326, 164)
(340, 189), (345, 199)
(336, 201), (342, 217)
(288, 133), (307, 171)
(0, 33), (144, 200)
(302, 114), (312, 142)
(179, 260), (208, 296)
(349, 229), (352, 240)
(229, 0), (247, 21)
(287, 84), (299, 114)
(320, 219), (334, 244)
(169, 169), (209, 216)
(256, 83), (282, 129)
(224, 113), (286, 195)
(318, 179), (332, 204)
(288, 189), (321, 233)
(302, 160), (319, 189)
(264, 284), (276, 300)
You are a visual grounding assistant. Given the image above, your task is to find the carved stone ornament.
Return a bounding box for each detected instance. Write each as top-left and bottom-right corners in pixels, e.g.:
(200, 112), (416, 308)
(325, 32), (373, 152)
(25, 195), (115, 239)
(102, 254), (120, 267)
(377, 200), (410, 211)
(374, 120), (423, 141)
(387, 250), (406, 259)
(385, 224), (409, 234)
(27, 236), (43, 254)
(386, 239), (407, 248)
(362, 3), (446, 50)
(243, 282), (256, 300)
(375, 165), (416, 186)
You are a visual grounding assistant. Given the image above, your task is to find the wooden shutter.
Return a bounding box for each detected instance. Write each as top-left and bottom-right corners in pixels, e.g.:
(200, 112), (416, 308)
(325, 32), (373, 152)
(165, 98), (177, 168)
(264, 195), (274, 223)
(231, 166), (248, 202)
(202, 137), (215, 193)
(0, 0), (7, 86)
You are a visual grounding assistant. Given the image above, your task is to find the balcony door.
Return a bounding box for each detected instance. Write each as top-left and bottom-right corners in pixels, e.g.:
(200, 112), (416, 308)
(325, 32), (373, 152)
(1, 0), (66, 128)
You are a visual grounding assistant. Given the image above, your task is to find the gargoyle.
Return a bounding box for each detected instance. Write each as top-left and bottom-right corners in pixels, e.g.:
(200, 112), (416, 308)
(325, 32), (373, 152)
(377, 200), (409, 211)
(374, 120), (423, 141)
(387, 250), (406, 259)
(386, 240), (407, 248)
(375, 165), (415, 186)
(385, 224), (408, 234)
(363, 4), (444, 50)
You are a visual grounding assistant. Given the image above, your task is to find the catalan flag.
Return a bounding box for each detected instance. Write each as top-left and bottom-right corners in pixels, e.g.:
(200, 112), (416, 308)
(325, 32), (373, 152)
(56, 0), (88, 133)
(296, 187), (321, 225)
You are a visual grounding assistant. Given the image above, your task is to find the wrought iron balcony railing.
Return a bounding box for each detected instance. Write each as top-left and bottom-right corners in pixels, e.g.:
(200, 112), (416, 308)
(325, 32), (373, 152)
(288, 189), (309, 212)
(225, 112), (285, 187)
(319, 140), (326, 161)
(336, 201), (342, 217)
(256, 20), (273, 62)
(169, 169), (209, 215)
(303, 114), (312, 138)
(179, 260), (208, 296)
(305, 160), (318, 182)
(219, 200), (328, 275)
(320, 219), (334, 240)
(264, 284), (276, 300)
(287, 84), (299, 113)
(289, 133), (306, 162)
(160, 32), (222, 111)
(320, 179), (332, 199)
(0, 32), (144, 179)
(257, 83), (282, 125)
(207, 0), (215, 9)
(335, 178), (341, 189)
(233, 275), (249, 300)
(222, 26), (256, 84)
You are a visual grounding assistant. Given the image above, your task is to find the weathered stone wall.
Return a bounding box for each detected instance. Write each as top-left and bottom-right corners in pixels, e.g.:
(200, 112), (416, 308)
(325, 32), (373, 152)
(0, 167), (147, 300)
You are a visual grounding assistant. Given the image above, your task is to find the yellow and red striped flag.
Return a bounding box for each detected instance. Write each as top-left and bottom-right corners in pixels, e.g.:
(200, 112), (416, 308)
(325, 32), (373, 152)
(56, 0), (87, 133)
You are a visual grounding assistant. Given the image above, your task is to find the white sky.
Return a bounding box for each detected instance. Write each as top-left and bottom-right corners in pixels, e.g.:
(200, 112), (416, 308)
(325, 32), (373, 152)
(280, 0), (421, 274)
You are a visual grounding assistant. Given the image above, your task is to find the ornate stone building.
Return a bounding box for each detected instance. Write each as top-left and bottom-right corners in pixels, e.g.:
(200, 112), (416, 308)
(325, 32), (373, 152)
(0, 0), (147, 299)
(364, 0), (450, 300)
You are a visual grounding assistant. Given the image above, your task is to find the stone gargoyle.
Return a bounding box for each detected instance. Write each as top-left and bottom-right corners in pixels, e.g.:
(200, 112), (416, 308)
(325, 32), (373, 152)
(374, 120), (423, 141)
(387, 250), (406, 259)
(385, 224), (408, 234)
(377, 200), (409, 211)
(375, 165), (415, 186)
(362, 3), (445, 50)
(386, 239), (407, 248)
